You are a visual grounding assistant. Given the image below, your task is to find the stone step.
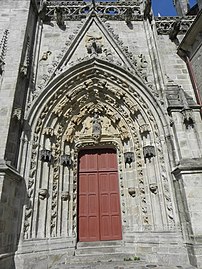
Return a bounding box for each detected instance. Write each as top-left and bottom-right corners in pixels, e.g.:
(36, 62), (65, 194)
(51, 259), (194, 269)
(53, 255), (144, 268)
(75, 246), (124, 256)
(77, 240), (123, 248)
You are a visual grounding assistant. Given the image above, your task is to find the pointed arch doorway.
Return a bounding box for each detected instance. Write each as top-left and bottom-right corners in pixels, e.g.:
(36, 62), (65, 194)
(78, 148), (122, 242)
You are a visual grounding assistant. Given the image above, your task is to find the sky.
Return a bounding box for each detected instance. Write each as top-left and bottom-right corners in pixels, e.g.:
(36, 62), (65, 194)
(152, 0), (197, 16)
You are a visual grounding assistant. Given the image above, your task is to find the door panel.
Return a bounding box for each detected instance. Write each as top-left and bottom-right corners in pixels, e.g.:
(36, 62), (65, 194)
(98, 149), (118, 171)
(78, 173), (99, 241)
(79, 151), (98, 172)
(78, 149), (122, 242)
(99, 172), (122, 241)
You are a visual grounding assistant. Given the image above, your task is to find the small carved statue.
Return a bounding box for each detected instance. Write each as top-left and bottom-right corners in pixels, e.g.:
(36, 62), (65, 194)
(118, 120), (130, 141)
(169, 19), (181, 41)
(92, 113), (102, 140)
(85, 32), (103, 55)
(65, 123), (75, 143)
(54, 7), (65, 27)
(125, 7), (133, 25)
(12, 108), (22, 121)
(39, 0), (48, 21)
(137, 54), (148, 81)
(40, 51), (52, 62)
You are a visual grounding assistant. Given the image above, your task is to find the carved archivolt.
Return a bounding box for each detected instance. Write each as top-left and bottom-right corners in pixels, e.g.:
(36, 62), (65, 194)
(22, 63), (176, 239)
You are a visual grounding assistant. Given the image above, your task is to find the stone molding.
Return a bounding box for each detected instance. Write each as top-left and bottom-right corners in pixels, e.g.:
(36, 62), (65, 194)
(0, 160), (22, 182)
(172, 158), (202, 177)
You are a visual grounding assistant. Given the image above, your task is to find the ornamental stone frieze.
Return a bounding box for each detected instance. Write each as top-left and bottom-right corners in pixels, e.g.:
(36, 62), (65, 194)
(41, 0), (142, 22)
(155, 16), (195, 35)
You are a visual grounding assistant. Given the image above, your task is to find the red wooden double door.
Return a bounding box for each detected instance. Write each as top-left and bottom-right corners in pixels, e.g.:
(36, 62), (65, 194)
(78, 148), (122, 242)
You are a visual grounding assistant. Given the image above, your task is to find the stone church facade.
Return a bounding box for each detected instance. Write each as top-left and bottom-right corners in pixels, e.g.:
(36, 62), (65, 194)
(0, 0), (202, 268)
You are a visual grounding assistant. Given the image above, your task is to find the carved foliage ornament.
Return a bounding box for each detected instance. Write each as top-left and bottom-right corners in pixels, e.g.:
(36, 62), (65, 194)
(0, 29), (9, 75)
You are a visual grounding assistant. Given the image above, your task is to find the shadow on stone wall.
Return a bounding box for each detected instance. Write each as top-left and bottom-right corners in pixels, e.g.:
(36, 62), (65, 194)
(0, 165), (27, 269)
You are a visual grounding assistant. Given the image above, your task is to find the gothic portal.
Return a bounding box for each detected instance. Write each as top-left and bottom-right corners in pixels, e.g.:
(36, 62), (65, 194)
(0, 0), (202, 268)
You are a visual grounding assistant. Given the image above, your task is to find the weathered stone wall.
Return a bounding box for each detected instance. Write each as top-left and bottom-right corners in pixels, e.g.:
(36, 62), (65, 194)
(0, 164), (26, 269)
(0, 0), (32, 162)
(0, 1), (36, 268)
(191, 42), (202, 102)
(157, 33), (195, 100)
(0, 1), (202, 268)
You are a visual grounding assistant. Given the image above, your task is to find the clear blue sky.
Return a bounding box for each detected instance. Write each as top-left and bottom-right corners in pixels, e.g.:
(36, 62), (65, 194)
(152, 0), (197, 16)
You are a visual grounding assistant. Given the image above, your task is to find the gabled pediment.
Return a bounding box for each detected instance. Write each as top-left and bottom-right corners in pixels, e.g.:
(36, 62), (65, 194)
(51, 12), (134, 76)
(36, 12), (149, 91)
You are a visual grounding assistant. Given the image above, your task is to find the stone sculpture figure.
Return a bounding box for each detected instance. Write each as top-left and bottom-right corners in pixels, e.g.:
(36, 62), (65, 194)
(85, 32), (103, 55)
(92, 113), (102, 140)
(54, 7), (65, 27)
